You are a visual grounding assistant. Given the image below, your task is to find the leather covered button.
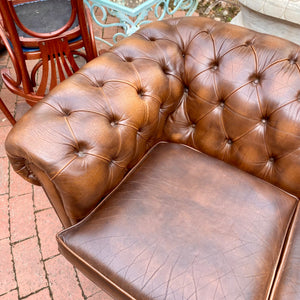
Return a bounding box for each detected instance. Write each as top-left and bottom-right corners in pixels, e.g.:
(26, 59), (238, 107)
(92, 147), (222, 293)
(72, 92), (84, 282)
(64, 111), (71, 116)
(137, 88), (144, 96)
(162, 67), (168, 73)
(75, 151), (85, 157)
(289, 56), (297, 64)
(110, 121), (118, 126)
(245, 40), (254, 46)
(211, 60), (219, 71)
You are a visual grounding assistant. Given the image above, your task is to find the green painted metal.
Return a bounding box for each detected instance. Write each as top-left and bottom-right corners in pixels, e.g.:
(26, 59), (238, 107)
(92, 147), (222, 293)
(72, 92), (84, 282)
(84, 0), (198, 45)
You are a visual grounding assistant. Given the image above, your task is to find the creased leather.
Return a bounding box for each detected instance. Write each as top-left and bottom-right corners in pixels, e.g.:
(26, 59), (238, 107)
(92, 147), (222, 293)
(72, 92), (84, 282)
(5, 16), (300, 300)
(5, 17), (300, 224)
(58, 143), (298, 299)
(271, 204), (300, 300)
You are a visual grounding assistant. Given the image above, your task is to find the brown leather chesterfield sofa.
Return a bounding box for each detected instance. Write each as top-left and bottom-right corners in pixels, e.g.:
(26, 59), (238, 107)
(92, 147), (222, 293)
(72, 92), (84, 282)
(5, 17), (300, 299)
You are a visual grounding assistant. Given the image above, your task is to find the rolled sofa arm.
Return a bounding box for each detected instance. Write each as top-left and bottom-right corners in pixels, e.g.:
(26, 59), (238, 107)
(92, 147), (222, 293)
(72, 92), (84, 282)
(5, 23), (185, 226)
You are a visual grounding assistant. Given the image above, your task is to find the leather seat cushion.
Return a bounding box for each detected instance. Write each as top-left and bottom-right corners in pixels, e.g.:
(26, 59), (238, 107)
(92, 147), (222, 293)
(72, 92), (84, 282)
(57, 142), (297, 299)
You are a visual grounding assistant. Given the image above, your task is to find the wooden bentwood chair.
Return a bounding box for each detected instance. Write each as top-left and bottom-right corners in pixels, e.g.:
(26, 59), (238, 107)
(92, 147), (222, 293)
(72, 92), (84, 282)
(0, 0), (97, 113)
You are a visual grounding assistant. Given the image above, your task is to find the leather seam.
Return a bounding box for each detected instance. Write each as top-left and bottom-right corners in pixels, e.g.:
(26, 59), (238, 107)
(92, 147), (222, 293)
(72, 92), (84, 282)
(267, 201), (299, 300)
(56, 236), (136, 299)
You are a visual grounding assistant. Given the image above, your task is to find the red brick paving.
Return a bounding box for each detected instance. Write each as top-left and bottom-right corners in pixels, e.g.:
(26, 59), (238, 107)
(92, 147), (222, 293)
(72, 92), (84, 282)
(0, 157), (9, 195)
(33, 186), (52, 212)
(0, 290), (18, 300)
(0, 126), (10, 156)
(0, 195), (9, 240)
(13, 237), (47, 298)
(45, 255), (86, 300)
(10, 194), (36, 243)
(0, 238), (16, 295)
(25, 288), (51, 300)
(0, 33), (112, 300)
(9, 164), (33, 198)
(0, 8), (188, 300)
(35, 209), (62, 260)
(0, 88), (16, 115)
(77, 272), (101, 298)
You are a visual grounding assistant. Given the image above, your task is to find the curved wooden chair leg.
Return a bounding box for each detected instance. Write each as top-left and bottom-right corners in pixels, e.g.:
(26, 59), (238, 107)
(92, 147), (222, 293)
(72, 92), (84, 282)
(0, 97), (16, 125)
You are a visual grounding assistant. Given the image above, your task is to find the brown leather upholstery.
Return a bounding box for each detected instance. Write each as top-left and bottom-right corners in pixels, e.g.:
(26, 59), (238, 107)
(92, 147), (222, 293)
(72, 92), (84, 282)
(5, 17), (300, 299)
(271, 204), (300, 300)
(58, 142), (297, 299)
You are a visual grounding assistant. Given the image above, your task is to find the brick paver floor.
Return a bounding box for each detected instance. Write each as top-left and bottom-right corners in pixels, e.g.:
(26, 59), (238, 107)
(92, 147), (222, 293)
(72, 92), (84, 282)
(0, 9), (196, 300)
(0, 56), (113, 300)
(0, 9), (125, 298)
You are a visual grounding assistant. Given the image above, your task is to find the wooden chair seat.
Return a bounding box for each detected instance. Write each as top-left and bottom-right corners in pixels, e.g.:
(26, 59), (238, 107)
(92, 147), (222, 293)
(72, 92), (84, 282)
(0, 0), (97, 107)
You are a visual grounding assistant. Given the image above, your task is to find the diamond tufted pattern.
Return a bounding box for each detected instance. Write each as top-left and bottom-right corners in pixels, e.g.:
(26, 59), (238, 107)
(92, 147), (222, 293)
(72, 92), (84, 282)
(5, 17), (300, 226)
(159, 18), (300, 200)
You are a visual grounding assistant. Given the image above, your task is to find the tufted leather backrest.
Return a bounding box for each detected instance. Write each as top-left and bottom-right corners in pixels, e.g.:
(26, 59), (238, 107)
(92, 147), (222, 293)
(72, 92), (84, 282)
(5, 17), (300, 226)
(151, 17), (300, 199)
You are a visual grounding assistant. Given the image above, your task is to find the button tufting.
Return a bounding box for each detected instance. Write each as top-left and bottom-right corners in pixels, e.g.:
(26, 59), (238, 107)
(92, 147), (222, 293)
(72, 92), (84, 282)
(75, 151), (85, 158)
(261, 118), (267, 124)
(210, 60), (219, 71)
(250, 73), (262, 85)
(149, 37), (156, 41)
(64, 111), (71, 116)
(269, 157), (275, 163)
(289, 55), (298, 65)
(219, 101), (225, 108)
(110, 121), (118, 126)
(162, 66), (169, 74)
(227, 139), (232, 145)
(184, 87), (189, 93)
(125, 57), (133, 62)
(191, 124), (196, 128)
(137, 88), (144, 96)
